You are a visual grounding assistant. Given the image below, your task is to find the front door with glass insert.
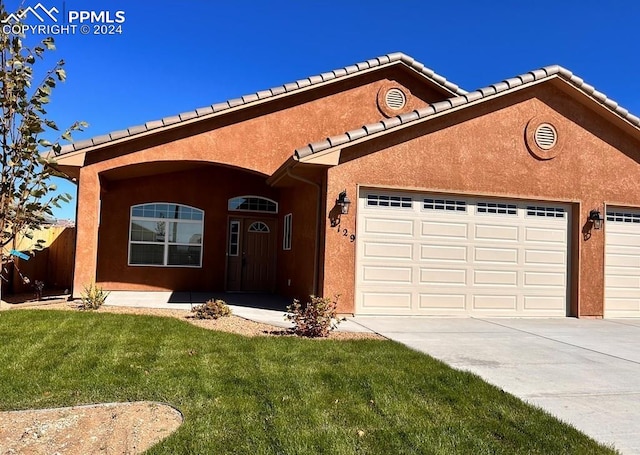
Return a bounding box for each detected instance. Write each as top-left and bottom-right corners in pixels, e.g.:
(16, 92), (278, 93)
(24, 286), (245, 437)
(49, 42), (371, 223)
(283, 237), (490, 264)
(226, 217), (276, 291)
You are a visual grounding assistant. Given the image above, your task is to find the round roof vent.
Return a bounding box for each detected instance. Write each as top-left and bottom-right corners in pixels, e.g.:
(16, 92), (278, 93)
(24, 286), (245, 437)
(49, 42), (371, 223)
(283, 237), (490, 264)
(385, 88), (406, 110)
(534, 123), (557, 150)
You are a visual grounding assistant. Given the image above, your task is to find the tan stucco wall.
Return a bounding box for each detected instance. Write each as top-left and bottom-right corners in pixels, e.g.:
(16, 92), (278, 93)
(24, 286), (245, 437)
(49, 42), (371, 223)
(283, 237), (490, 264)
(74, 66), (442, 295)
(322, 83), (640, 316)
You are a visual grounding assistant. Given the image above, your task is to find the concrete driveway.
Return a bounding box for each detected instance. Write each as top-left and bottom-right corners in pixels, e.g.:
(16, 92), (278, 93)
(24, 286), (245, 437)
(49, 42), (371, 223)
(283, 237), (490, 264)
(350, 317), (640, 454)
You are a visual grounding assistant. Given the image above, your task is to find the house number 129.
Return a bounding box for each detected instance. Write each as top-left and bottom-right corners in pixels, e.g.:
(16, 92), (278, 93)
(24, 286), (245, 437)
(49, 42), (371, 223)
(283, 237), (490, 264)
(336, 225), (356, 242)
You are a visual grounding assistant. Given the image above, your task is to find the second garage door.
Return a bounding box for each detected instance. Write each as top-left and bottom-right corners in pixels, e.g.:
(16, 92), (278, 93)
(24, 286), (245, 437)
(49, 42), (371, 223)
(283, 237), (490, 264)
(356, 190), (570, 316)
(605, 207), (640, 317)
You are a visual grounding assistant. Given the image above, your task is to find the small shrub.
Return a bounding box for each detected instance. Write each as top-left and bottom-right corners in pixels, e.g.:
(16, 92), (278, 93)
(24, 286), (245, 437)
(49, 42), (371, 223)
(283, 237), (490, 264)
(79, 283), (109, 310)
(191, 299), (232, 319)
(285, 295), (339, 338)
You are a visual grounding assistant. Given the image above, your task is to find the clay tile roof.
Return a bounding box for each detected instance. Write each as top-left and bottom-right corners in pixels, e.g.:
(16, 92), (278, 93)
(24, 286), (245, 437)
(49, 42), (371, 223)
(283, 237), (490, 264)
(294, 65), (640, 159)
(57, 53), (466, 156)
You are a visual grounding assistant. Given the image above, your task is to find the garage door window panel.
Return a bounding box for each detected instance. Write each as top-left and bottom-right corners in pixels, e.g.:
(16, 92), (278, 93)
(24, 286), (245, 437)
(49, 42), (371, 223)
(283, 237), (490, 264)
(607, 211), (640, 223)
(526, 206), (566, 218)
(423, 198), (467, 212)
(476, 202), (517, 215)
(366, 194), (412, 209)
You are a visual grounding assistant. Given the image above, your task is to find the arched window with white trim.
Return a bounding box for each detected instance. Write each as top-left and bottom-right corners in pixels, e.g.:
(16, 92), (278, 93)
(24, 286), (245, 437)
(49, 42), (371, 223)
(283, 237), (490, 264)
(129, 203), (204, 267)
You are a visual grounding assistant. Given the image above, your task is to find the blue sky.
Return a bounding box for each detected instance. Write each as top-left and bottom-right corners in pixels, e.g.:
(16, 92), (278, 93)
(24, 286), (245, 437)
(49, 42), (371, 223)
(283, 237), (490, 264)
(5, 0), (640, 220)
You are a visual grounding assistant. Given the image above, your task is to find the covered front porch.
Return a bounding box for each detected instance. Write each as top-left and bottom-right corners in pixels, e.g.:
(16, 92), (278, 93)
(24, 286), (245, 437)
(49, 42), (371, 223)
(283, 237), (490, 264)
(83, 161), (285, 295)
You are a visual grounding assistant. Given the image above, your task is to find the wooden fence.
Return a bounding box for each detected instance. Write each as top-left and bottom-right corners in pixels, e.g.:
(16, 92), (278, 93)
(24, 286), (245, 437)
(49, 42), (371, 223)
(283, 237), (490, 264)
(3, 226), (76, 295)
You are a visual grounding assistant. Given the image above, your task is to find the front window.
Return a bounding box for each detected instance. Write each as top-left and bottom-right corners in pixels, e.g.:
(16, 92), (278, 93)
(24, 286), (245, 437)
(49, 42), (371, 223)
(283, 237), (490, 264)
(283, 213), (292, 250)
(129, 203), (204, 267)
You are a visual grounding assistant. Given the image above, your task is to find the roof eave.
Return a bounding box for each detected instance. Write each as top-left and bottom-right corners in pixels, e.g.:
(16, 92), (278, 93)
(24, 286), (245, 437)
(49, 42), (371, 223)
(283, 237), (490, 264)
(296, 71), (640, 161)
(550, 77), (640, 137)
(56, 54), (466, 159)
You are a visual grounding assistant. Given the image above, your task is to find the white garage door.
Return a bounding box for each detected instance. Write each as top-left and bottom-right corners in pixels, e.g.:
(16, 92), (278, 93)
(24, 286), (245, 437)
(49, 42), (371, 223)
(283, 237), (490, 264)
(356, 190), (570, 316)
(605, 208), (640, 317)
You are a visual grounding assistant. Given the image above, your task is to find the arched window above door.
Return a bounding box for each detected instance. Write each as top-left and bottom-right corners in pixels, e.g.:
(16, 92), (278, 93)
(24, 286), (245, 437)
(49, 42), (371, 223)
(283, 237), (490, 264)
(248, 221), (270, 233)
(228, 196), (277, 213)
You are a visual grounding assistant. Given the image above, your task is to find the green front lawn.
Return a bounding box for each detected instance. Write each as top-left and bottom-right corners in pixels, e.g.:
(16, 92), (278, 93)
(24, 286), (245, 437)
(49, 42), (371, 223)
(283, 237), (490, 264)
(0, 310), (615, 454)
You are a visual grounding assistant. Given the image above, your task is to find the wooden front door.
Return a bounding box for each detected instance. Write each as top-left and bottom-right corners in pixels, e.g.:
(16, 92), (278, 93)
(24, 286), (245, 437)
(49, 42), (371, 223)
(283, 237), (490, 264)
(226, 217), (276, 292)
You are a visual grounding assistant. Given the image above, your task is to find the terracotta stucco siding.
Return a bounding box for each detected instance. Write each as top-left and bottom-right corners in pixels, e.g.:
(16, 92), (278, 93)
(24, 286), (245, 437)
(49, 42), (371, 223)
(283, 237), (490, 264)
(275, 181), (320, 300)
(322, 84), (640, 316)
(83, 67), (443, 178)
(72, 67), (445, 295)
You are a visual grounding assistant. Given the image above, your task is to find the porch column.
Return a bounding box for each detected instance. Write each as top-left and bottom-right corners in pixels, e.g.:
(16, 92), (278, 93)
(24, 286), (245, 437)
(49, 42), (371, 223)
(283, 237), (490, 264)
(72, 167), (100, 298)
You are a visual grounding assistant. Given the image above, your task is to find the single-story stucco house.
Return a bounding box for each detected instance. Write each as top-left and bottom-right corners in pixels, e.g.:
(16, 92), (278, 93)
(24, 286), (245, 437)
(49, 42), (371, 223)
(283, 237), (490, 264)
(52, 52), (640, 318)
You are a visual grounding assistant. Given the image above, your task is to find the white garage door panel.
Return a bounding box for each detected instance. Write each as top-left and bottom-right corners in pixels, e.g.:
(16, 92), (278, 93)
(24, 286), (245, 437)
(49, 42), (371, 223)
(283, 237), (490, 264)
(363, 242), (413, 260)
(607, 275), (640, 288)
(524, 249), (566, 265)
(361, 292), (412, 309)
(420, 268), (467, 285)
(475, 224), (519, 241)
(473, 270), (518, 286)
(356, 190), (570, 316)
(364, 218), (414, 236)
(362, 266), (413, 284)
(474, 247), (519, 264)
(473, 295), (517, 310)
(524, 272), (565, 287)
(525, 227), (566, 243)
(605, 207), (640, 317)
(524, 296), (565, 310)
(419, 294), (466, 310)
(604, 253), (640, 268)
(421, 221), (468, 238)
(607, 232), (640, 247)
(606, 298), (640, 311)
(421, 245), (468, 262)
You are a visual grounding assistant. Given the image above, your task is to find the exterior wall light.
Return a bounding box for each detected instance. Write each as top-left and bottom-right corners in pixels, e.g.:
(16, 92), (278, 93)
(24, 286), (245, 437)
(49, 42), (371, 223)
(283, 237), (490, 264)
(589, 209), (603, 230)
(336, 190), (351, 215)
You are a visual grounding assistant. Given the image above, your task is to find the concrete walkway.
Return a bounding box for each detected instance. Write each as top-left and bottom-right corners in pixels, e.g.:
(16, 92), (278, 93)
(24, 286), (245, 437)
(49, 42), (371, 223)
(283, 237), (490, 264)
(104, 291), (372, 333)
(350, 316), (640, 454)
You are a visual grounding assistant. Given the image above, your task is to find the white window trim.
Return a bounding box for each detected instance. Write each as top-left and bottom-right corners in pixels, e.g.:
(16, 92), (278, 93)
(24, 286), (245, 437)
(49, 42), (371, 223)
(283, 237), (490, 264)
(228, 195), (278, 213)
(128, 203), (204, 268)
(283, 213), (292, 250)
(228, 220), (240, 256)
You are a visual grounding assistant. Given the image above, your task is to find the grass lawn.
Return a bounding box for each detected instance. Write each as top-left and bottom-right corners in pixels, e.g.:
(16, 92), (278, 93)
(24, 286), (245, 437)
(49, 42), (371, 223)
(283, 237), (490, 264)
(0, 310), (616, 454)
